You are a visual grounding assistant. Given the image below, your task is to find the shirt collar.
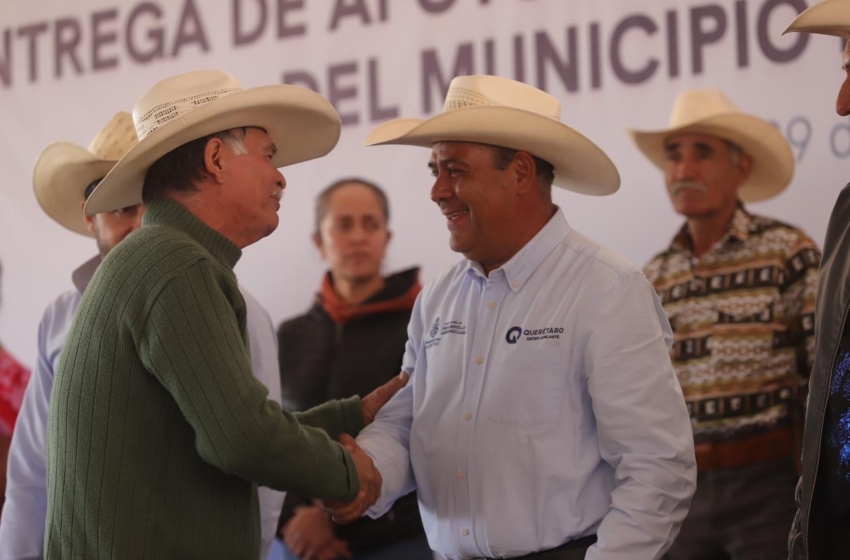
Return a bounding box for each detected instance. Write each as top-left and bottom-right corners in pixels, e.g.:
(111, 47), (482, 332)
(143, 198), (242, 270)
(670, 202), (752, 253)
(72, 254), (102, 293)
(466, 207), (570, 294)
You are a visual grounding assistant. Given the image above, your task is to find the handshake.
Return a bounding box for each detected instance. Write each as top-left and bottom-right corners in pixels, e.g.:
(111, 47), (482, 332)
(324, 371), (409, 524)
(324, 434), (382, 524)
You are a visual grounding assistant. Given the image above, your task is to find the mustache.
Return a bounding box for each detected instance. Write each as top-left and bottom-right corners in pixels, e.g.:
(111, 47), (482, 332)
(671, 180), (709, 196)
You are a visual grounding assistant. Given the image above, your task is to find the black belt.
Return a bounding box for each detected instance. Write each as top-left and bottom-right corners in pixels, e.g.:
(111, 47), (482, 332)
(484, 535), (597, 560)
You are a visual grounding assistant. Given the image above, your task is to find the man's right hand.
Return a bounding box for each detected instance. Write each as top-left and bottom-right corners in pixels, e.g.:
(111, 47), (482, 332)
(325, 434), (382, 524)
(281, 504), (351, 560)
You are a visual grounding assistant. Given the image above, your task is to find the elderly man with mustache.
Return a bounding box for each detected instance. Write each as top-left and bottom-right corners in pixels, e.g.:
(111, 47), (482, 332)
(630, 89), (821, 559)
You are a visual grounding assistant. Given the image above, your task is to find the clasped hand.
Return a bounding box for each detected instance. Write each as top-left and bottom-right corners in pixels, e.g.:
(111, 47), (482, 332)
(325, 434), (382, 524)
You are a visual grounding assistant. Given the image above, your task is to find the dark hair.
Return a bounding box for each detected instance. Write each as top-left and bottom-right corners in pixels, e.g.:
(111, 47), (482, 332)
(142, 128), (247, 202)
(84, 178), (102, 200)
(314, 178), (390, 235)
(488, 145), (555, 201)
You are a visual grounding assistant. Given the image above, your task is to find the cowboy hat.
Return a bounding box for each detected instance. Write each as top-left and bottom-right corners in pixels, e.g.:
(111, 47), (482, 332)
(365, 75), (620, 196)
(784, 0), (850, 37)
(85, 69), (341, 215)
(627, 89), (794, 202)
(33, 112), (138, 236)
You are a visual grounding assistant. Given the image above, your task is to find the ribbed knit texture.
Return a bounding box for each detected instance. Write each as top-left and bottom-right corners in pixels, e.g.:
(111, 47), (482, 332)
(45, 198), (362, 560)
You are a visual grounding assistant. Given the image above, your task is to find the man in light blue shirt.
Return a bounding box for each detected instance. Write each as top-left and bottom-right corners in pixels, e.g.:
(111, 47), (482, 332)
(0, 113), (285, 560)
(329, 76), (697, 560)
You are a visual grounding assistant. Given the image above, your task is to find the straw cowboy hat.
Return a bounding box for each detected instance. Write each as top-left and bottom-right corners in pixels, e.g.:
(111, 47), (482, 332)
(365, 75), (620, 196)
(86, 69), (342, 215)
(33, 112), (138, 236)
(784, 0), (850, 37)
(627, 89), (794, 202)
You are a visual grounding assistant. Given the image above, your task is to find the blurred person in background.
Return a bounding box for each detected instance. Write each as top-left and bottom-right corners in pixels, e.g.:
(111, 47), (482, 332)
(276, 178), (430, 560)
(0, 258), (31, 515)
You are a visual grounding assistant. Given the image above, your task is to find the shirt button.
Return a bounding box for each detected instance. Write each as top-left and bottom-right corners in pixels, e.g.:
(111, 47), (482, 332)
(475, 356), (484, 365)
(511, 280), (520, 289)
(487, 301), (495, 310)
(464, 413), (473, 421)
(462, 529), (469, 536)
(457, 470), (465, 480)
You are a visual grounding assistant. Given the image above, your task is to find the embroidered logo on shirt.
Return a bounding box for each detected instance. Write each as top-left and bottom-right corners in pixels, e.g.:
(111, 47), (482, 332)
(505, 326), (564, 343)
(506, 326), (522, 344)
(425, 318), (468, 350)
(440, 320), (466, 336)
(430, 317), (441, 338)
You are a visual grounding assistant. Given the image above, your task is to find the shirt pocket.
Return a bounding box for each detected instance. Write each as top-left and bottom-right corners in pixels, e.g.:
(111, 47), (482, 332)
(485, 350), (564, 428)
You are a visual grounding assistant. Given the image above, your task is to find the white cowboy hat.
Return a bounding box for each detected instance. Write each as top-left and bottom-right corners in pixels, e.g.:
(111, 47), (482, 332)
(85, 69), (341, 215)
(627, 89), (794, 202)
(33, 112), (138, 236)
(784, 0), (850, 37)
(365, 75), (620, 196)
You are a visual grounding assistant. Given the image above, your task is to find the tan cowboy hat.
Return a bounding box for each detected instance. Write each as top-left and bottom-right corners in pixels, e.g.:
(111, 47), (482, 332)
(627, 89), (794, 202)
(784, 0), (850, 37)
(85, 69), (342, 215)
(33, 112), (138, 236)
(365, 75), (620, 196)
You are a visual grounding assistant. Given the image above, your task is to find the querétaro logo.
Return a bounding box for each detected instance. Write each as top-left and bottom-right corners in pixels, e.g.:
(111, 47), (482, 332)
(506, 326), (523, 344)
(506, 325), (564, 343)
(430, 317), (441, 338)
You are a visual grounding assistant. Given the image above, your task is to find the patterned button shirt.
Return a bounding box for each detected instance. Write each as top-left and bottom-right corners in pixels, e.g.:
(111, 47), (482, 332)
(644, 204), (820, 444)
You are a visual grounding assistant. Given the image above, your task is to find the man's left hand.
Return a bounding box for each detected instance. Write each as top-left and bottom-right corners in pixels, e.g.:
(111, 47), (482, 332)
(360, 371), (409, 426)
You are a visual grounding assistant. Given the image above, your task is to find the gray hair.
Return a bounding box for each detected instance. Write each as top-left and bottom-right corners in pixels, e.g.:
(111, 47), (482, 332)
(143, 127), (249, 202)
(727, 141), (744, 165)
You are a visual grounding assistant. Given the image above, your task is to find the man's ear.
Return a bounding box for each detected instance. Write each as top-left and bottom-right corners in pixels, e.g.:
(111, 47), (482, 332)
(312, 231), (327, 259)
(204, 138), (227, 183)
(512, 151), (537, 195)
(80, 200), (96, 236)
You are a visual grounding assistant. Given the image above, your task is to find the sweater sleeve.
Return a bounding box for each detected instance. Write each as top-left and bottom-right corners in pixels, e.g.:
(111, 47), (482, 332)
(294, 397), (365, 440)
(136, 261), (360, 502)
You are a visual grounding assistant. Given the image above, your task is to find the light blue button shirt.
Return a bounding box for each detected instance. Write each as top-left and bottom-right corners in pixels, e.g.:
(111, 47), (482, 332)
(0, 256), (285, 560)
(357, 210), (696, 560)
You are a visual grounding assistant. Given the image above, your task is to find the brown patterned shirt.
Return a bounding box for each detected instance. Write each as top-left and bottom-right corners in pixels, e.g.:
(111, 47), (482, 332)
(644, 205), (820, 444)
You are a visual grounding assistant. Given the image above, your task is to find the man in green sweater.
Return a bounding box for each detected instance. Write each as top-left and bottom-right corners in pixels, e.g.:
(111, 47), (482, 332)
(45, 70), (401, 559)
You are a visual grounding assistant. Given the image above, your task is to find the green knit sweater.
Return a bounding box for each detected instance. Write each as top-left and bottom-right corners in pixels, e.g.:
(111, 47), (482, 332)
(46, 199), (363, 559)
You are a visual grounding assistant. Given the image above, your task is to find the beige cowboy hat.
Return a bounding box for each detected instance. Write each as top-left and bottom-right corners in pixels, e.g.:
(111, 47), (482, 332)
(627, 89), (794, 202)
(784, 0), (850, 37)
(33, 112), (138, 236)
(365, 75), (620, 196)
(86, 69), (342, 215)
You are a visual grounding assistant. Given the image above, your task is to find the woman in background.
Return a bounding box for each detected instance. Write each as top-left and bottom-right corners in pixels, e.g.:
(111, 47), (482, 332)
(276, 178), (430, 560)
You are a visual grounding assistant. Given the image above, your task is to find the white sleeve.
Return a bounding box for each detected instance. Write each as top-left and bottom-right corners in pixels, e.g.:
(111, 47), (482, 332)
(583, 272), (696, 560)
(355, 291), (424, 518)
(241, 287), (286, 560)
(0, 307), (55, 560)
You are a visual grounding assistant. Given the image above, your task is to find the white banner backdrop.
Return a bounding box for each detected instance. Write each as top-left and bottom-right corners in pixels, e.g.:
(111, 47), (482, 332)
(0, 0), (844, 367)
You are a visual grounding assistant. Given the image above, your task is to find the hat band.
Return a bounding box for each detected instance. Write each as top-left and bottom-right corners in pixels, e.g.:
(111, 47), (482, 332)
(443, 89), (499, 112)
(135, 87), (242, 140)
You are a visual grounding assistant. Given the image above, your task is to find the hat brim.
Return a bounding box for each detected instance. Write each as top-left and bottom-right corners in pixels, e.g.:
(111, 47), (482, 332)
(365, 106), (620, 196)
(85, 85), (341, 215)
(626, 114), (794, 202)
(784, 0), (850, 38)
(33, 142), (116, 236)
